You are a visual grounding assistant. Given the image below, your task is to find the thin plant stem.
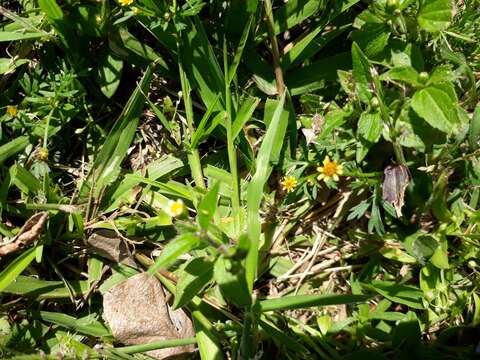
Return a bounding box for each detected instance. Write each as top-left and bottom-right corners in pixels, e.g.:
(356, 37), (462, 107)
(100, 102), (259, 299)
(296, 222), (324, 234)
(264, 0), (285, 95)
(116, 337), (197, 354)
(223, 37), (241, 235)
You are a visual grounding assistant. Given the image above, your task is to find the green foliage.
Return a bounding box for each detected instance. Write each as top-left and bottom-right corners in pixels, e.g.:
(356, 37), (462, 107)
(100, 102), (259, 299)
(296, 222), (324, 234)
(0, 0), (479, 358)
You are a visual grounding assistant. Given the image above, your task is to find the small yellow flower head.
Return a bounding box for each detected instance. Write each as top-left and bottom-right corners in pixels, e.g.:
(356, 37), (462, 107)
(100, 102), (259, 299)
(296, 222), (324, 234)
(119, 0), (134, 7)
(37, 147), (49, 162)
(281, 175), (298, 193)
(131, 6), (139, 15)
(6, 105), (17, 117)
(317, 156), (343, 182)
(306, 178), (315, 187)
(165, 199), (185, 217)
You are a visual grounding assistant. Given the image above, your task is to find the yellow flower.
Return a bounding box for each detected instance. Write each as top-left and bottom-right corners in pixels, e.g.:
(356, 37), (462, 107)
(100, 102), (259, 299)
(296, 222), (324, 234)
(317, 156), (343, 182)
(165, 199), (185, 217)
(131, 6), (139, 15)
(281, 175), (298, 193)
(6, 105), (17, 117)
(119, 0), (134, 6)
(37, 148), (49, 162)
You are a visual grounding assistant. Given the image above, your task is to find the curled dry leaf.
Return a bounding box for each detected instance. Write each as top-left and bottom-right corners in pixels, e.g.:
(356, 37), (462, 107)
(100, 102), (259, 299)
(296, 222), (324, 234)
(301, 113), (324, 145)
(382, 164), (410, 217)
(103, 272), (195, 359)
(87, 230), (136, 267)
(0, 212), (48, 257)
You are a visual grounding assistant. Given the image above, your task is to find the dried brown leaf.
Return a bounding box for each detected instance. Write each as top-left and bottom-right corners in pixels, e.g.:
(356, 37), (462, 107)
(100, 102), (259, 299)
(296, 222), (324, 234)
(103, 272), (195, 359)
(87, 230), (136, 266)
(382, 164), (410, 217)
(0, 212), (48, 256)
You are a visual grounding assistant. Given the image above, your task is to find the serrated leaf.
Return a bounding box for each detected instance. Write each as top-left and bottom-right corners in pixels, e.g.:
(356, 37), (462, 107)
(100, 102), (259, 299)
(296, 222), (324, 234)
(417, 0), (452, 33)
(411, 87), (460, 134)
(352, 42), (373, 103)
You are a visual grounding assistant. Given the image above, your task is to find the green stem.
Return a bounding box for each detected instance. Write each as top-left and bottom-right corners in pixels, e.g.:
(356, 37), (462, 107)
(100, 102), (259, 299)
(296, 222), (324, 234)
(392, 139), (407, 165)
(264, 0), (285, 95)
(116, 338), (197, 354)
(43, 107), (55, 149)
(223, 38), (241, 235)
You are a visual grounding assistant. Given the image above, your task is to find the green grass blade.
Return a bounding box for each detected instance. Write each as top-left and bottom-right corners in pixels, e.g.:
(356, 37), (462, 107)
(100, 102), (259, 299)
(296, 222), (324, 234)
(38, 311), (111, 337)
(0, 247), (37, 292)
(0, 135), (29, 165)
(259, 294), (370, 312)
(245, 91), (286, 291)
(3, 275), (88, 299)
(232, 96), (260, 140)
(88, 65), (153, 195)
(0, 31), (47, 41)
(149, 233), (200, 273)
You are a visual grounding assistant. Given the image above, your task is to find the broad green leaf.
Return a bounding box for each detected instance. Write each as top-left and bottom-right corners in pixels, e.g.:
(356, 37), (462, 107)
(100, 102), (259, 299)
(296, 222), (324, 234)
(429, 246), (449, 269)
(351, 23), (390, 58)
(0, 136), (29, 165)
(96, 52), (123, 98)
(214, 256), (251, 307)
(287, 52), (351, 95)
(358, 111), (382, 143)
(259, 294), (369, 312)
(245, 92), (286, 291)
(0, 58), (29, 75)
(0, 247), (37, 292)
(149, 233), (200, 273)
(379, 247), (417, 264)
(411, 87), (460, 134)
(352, 42), (373, 103)
(173, 257), (214, 309)
(357, 111), (382, 162)
(197, 182), (220, 230)
(417, 0), (451, 33)
(365, 280), (424, 309)
(380, 66), (421, 86)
